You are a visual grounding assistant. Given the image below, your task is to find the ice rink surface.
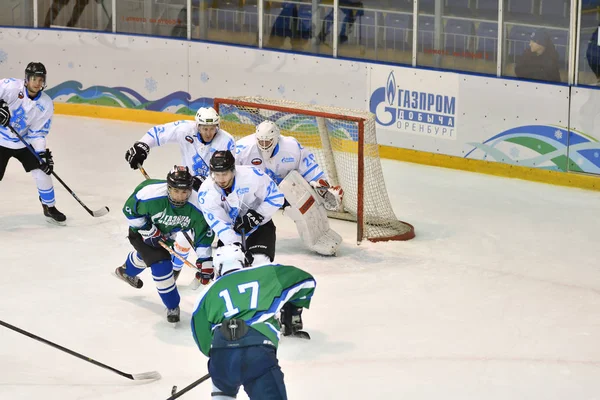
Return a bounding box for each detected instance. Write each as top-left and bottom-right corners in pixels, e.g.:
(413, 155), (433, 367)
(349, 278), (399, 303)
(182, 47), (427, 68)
(1, 115), (599, 399)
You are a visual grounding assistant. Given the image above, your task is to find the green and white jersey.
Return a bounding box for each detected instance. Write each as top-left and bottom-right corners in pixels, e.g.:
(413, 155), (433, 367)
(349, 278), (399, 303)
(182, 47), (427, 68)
(122, 179), (213, 255)
(191, 263), (316, 357)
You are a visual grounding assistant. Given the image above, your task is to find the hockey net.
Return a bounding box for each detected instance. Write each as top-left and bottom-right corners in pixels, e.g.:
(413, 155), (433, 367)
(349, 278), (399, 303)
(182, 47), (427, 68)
(214, 96), (415, 243)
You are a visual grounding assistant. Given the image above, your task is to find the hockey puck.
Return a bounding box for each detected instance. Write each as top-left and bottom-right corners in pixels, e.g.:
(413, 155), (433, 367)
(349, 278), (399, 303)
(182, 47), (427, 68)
(171, 385), (177, 395)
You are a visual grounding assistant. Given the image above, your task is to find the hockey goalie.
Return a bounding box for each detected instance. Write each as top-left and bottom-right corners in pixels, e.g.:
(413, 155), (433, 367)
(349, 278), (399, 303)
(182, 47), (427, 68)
(235, 121), (343, 255)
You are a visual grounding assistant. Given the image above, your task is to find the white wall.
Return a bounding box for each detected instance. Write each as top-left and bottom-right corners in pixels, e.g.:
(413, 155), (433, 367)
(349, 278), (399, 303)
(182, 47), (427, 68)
(0, 27), (598, 175)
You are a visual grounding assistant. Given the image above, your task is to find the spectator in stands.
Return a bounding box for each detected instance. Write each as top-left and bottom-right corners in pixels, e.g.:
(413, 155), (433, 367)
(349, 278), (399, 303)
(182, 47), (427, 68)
(318, 1), (364, 44)
(515, 28), (561, 83)
(44, 0), (91, 28)
(586, 27), (600, 84)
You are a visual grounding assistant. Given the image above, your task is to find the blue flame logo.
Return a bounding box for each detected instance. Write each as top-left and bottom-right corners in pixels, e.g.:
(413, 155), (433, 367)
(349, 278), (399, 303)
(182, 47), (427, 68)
(386, 71), (396, 106)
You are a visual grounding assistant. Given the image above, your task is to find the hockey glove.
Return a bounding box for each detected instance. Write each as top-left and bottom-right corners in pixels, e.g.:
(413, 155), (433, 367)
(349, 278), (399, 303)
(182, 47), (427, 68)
(192, 175), (205, 191)
(234, 210), (264, 234)
(138, 224), (163, 247)
(310, 179), (344, 211)
(125, 142), (150, 170)
(38, 149), (54, 175)
(195, 257), (214, 285)
(0, 99), (10, 127)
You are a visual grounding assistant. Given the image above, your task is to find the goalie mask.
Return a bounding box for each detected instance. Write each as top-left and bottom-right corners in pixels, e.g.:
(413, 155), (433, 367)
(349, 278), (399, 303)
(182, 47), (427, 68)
(213, 244), (247, 277)
(166, 165), (193, 207)
(195, 107), (220, 143)
(255, 120), (280, 156)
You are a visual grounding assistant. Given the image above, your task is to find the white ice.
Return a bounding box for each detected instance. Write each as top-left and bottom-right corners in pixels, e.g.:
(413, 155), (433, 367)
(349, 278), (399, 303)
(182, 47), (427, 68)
(1, 115), (599, 400)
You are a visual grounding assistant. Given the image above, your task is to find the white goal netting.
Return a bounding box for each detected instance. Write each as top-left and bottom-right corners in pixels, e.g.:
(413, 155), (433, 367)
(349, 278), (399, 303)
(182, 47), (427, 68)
(214, 96), (414, 243)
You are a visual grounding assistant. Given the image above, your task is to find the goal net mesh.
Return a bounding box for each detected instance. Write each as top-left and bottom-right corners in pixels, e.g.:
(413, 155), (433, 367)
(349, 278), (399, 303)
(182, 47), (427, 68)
(214, 96), (414, 242)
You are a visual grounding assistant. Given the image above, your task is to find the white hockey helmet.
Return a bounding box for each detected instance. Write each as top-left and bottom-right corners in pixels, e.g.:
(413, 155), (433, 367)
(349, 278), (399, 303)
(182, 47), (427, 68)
(195, 107), (220, 127)
(255, 120), (280, 155)
(213, 244), (247, 278)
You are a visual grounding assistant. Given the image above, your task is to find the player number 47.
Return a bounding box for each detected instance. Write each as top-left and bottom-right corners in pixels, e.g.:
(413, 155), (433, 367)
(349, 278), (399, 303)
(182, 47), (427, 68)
(219, 281), (260, 318)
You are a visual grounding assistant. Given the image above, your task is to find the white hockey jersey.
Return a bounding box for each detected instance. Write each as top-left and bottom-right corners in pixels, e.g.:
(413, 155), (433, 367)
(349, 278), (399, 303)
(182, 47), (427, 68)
(138, 120), (235, 178)
(235, 134), (327, 185)
(197, 166), (285, 244)
(0, 78), (54, 152)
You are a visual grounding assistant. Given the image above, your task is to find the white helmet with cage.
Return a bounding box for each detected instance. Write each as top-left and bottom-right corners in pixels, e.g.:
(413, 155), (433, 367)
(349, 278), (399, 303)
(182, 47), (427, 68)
(213, 244), (247, 278)
(195, 107), (220, 127)
(255, 120), (280, 156)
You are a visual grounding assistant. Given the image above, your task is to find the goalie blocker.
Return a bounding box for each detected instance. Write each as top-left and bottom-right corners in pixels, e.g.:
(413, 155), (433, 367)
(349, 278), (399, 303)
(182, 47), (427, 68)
(279, 170), (342, 256)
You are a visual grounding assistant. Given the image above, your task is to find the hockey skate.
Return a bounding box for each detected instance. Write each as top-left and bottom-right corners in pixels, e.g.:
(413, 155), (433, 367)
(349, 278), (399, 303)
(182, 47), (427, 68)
(167, 306), (180, 323)
(189, 271), (203, 291)
(114, 266), (143, 289)
(280, 303), (310, 339)
(40, 198), (66, 226)
(173, 269), (181, 282)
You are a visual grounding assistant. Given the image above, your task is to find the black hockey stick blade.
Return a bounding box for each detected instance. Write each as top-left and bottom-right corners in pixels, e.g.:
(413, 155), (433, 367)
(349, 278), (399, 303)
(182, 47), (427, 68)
(0, 320), (160, 381)
(91, 206), (110, 217)
(130, 371), (162, 380)
(290, 330), (311, 340)
(165, 373), (210, 400)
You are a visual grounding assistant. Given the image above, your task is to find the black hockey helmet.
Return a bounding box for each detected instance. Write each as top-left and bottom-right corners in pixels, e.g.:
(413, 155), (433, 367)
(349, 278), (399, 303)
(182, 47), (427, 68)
(167, 165), (194, 189)
(25, 62), (47, 88)
(166, 166), (193, 207)
(210, 150), (235, 172)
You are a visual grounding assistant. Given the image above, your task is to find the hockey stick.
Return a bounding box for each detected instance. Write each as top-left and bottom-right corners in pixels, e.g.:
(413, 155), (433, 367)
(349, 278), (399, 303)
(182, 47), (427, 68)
(240, 228), (247, 252)
(167, 373), (211, 400)
(138, 164), (151, 180)
(8, 126), (110, 218)
(180, 230), (211, 290)
(159, 240), (199, 271)
(0, 319), (161, 381)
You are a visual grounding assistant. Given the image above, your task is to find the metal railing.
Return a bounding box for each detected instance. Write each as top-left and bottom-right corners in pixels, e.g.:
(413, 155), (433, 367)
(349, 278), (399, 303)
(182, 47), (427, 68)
(2, 0), (598, 85)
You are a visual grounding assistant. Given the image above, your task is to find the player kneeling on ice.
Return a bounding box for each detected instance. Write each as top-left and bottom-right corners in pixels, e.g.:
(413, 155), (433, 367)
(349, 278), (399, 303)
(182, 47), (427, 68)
(235, 120), (343, 256)
(191, 244), (316, 400)
(198, 150), (284, 267)
(115, 166), (213, 323)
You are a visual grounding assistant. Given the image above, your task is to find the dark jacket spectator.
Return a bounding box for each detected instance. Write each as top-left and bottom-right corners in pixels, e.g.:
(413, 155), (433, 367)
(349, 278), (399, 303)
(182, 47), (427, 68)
(586, 27), (600, 80)
(515, 29), (561, 83)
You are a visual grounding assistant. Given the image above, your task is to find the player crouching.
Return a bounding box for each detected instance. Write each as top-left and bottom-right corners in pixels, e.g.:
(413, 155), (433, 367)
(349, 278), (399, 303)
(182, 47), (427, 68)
(115, 166), (213, 323)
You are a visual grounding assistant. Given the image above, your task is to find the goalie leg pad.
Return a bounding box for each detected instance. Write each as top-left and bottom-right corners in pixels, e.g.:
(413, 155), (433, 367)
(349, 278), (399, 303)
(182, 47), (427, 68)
(279, 170), (342, 256)
(312, 228), (343, 256)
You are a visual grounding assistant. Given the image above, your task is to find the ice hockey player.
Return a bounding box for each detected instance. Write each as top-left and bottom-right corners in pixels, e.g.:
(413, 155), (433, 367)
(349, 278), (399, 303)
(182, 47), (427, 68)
(235, 120), (343, 255)
(191, 243), (316, 399)
(0, 62), (66, 225)
(198, 150), (284, 267)
(124, 106), (235, 190)
(115, 166), (214, 323)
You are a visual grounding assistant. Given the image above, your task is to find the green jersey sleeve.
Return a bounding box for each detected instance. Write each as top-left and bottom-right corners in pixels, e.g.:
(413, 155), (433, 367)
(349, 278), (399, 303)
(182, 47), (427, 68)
(122, 179), (165, 230)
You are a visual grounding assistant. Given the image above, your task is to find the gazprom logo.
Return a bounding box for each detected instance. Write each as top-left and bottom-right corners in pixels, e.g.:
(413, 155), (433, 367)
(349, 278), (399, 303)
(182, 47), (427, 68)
(386, 71), (396, 106)
(369, 70), (457, 138)
(369, 72), (397, 127)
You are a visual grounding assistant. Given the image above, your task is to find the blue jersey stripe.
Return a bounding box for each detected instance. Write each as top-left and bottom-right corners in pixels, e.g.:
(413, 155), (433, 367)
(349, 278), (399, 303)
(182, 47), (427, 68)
(302, 164), (319, 178)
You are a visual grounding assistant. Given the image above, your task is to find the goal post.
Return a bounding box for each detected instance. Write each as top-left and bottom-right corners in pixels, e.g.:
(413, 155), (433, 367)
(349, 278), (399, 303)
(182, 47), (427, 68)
(213, 96), (415, 244)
